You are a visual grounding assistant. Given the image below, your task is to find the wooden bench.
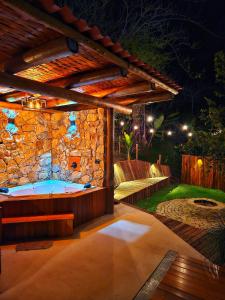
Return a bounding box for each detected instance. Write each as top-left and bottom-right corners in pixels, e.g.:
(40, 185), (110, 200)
(2, 213), (74, 242)
(114, 160), (171, 204)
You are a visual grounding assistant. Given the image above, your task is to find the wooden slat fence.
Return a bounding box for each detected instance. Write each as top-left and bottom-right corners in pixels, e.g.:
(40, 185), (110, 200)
(181, 155), (225, 191)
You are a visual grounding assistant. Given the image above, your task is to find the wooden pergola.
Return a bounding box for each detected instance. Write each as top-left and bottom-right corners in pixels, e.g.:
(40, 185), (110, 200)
(0, 0), (181, 215)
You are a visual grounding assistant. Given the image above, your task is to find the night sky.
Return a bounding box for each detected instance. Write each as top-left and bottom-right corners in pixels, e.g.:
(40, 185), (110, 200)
(60, 0), (225, 117)
(166, 0), (225, 116)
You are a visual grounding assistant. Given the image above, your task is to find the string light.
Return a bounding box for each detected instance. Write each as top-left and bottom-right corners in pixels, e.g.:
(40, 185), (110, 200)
(188, 132), (193, 137)
(133, 125), (138, 130)
(147, 115), (154, 122)
(182, 124), (188, 131)
(120, 120), (125, 126)
(149, 128), (155, 134)
(167, 130), (172, 136)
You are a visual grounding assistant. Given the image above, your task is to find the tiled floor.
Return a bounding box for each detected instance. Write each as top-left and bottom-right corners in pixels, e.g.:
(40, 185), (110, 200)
(0, 204), (203, 300)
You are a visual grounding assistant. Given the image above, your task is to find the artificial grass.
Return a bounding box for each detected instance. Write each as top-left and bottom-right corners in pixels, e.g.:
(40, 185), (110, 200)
(137, 184), (225, 212)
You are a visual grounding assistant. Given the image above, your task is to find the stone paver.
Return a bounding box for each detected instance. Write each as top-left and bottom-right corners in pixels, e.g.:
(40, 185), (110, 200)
(156, 198), (225, 229)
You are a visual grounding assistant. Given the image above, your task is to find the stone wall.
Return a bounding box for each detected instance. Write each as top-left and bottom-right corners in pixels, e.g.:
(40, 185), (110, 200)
(51, 109), (104, 187)
(0, 108), (104, 187)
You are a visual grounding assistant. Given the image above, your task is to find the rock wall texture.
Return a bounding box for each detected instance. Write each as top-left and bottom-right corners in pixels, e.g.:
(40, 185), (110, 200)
(0, 108), (104, 187)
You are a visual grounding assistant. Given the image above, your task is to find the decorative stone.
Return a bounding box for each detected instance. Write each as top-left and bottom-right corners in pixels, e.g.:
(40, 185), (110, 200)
(39, 172), (49, 180)
(52, 165), (60, 173)
(0, 172), (8, 184)
(22, 125), (35, 132)
(18, 177), (30, 185)
(40, 153), (51, 167)
(81, 175), (90, 183)
(0, 108), (104, 188)
(70, 171), (82, 181)
(70, 150), (81, 157)
(0, 159), (6, 172)
(87, 114), (97, 122)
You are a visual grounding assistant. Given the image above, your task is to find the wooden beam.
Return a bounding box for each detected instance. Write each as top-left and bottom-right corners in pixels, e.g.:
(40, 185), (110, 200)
(1, 67), (127, 103)
(106, 82), (154, 98)
(53, 104), (95, 111)
(0, 101), (22, 110)
(3, 0), (179, 95)
(4, 37), (78, 74)
(69, 67), (127, 89)
(104, 108), (114, 214)
(1, 92), (28, 103)
(0, 72), (132, 114)
(128, 92), (173, 105)
(105, 91), (173, 105)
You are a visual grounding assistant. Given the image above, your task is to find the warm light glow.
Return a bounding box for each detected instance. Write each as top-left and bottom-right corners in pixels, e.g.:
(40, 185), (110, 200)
(147, 115), (154, 122)
(188, 132), (193, 137)
(99, 220), (150, 242)
(182, 124), (188, 131)
(28, 101), (34, 109)
(149, 128), (155, 134)
(133, 125), (138, 130)
(167, 130), (172, 136)
(197, 159), (203, 168)
(35, 101), (41, 109)
(120, 120), (125, 126)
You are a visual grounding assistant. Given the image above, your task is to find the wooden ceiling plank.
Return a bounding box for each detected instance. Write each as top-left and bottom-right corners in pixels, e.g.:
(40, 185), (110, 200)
(1, 67), (128, 103)
(0, 72), (132, 114)
(3, 0), (179, 95)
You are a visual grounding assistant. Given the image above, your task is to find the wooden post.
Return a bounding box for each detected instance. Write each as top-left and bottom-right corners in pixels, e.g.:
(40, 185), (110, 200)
(136, 143), (139, 160)
(118, 136), (121, 155)
(104, 108), (114, 214)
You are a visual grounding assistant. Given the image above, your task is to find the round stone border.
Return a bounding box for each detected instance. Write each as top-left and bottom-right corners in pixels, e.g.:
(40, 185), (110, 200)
(156, 198), (225, 229)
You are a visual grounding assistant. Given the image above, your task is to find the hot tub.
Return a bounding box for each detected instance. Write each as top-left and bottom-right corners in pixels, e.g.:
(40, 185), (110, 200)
(2, 180), (93, 197)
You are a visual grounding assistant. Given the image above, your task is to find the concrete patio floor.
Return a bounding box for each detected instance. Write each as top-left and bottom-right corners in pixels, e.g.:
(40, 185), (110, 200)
(0, 204), (203, 300)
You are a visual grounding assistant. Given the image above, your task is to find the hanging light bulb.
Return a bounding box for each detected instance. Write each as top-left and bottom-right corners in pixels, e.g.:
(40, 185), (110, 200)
(133, 125), (138, 130)
(147, 115), (154, 122)
(28, 100), (34, 109)
(182, 124), (188, 131)
(149, 128), (155, 134)
(35, 101), (41, 109)
(167, 130), (172, 136)
(188, 132), (193, 137)
(120, 120), (125, 126)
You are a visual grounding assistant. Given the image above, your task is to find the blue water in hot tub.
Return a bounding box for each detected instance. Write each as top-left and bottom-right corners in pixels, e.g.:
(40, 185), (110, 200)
(3, 180), (93, 197)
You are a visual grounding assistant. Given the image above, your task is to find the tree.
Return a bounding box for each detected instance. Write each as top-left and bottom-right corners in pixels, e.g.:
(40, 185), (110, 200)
(182, 51), (225, 166)
(56, 0), (203, 72)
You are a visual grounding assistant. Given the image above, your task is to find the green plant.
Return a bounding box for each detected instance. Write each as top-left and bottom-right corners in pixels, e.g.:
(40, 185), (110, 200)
(123, 131), (134, 160)
(182, 51), (225, 171)
(182, 99), (225, 172)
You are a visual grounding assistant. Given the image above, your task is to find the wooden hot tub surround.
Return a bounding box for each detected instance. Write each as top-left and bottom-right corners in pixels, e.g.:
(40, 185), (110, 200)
(0, 187), (106, 243)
